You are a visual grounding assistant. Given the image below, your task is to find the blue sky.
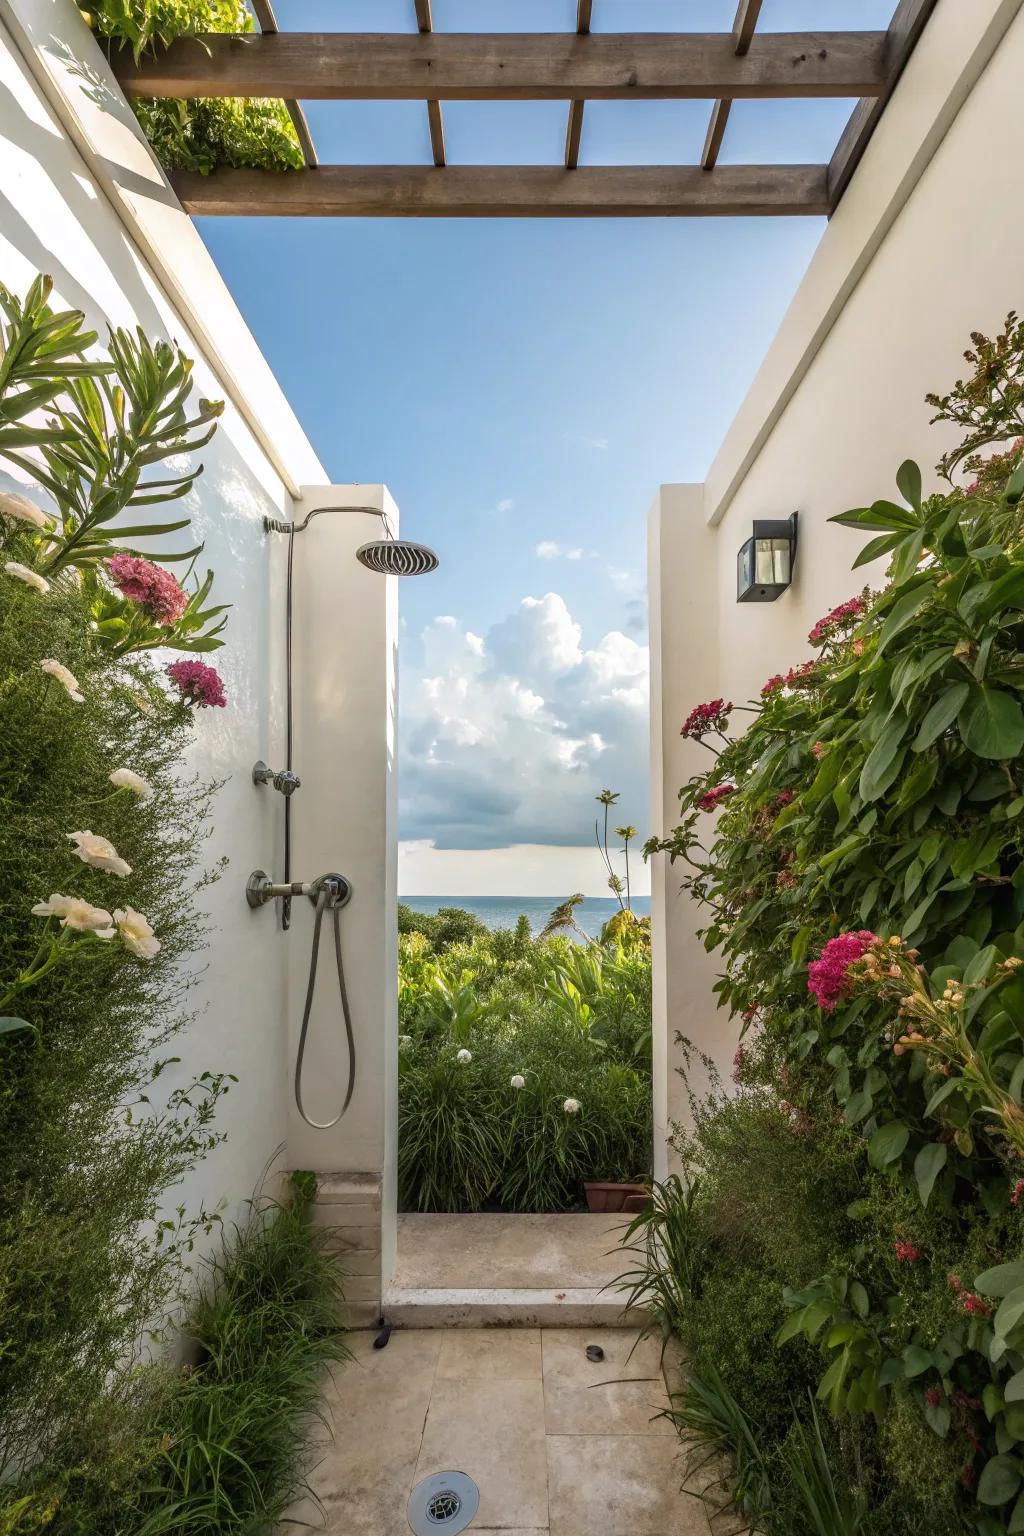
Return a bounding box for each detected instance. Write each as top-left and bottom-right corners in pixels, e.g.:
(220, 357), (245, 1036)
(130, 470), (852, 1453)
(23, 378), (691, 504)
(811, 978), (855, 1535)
(198, 0), (894, 894)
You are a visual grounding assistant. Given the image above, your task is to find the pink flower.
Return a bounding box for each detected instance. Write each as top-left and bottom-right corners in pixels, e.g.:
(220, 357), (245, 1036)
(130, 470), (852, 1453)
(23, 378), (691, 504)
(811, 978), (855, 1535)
(808, 595), (866, 647)
(1012, 1179), (1024, 1207)
(807, 930), (877, 1011)
(775, 789), (795, 809)
(109, 554), (188, 625)
(895, 1241), (922, 1262)
(681, 699), (732, 740)
(948, 1273), (963, 1296)
(761, 674), (786, 697)
(962, 1292), (992, 1318)
(167, 659), (226, 709)
(697, 783), (736, 813)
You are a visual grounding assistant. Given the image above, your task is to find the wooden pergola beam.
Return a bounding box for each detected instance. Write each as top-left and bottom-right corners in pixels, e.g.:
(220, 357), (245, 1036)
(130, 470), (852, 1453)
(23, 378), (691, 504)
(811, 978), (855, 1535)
(565, 0), (593, 170)
(246, 0), (317, 167)
(170, 163), (831, 218)
(702, 0), (763, 171)
(413, 0), (445, 168)
(828, 0), (940, 209)
(112, 31), (888, 102)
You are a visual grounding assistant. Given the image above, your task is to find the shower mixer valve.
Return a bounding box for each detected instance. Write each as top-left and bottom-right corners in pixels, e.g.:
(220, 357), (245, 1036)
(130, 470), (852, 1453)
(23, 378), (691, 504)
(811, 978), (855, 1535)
(246, 869), (352, 910)
(252, 760), (301, 797)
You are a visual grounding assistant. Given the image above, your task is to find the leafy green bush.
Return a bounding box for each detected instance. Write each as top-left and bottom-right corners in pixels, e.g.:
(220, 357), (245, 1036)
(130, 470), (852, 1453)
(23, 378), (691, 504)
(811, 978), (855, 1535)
(10, 1175), (349, 1534)
(397, 913), (652, 1211)
(640, 314), (1024, 1532)
(87, 1), (304, 173)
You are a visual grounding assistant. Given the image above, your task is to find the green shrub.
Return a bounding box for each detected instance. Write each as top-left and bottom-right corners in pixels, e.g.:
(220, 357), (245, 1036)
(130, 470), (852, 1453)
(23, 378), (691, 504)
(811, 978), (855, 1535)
(641, 316), (1024, 1531)
(397, 914), (653, 1211)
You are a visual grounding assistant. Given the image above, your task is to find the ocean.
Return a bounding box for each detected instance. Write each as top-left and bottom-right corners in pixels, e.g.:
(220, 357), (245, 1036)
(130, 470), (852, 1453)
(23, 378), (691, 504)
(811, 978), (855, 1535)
(399, 895), (652, 941)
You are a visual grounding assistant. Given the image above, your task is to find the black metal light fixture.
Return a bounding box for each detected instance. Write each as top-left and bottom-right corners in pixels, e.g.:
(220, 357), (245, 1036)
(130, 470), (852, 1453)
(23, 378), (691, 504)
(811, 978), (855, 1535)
(737, 511), (798, 603)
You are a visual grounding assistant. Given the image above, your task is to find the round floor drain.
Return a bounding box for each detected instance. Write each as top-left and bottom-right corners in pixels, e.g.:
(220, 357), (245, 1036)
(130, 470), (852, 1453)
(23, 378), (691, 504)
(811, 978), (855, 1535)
(408, 1471), (479, 1535)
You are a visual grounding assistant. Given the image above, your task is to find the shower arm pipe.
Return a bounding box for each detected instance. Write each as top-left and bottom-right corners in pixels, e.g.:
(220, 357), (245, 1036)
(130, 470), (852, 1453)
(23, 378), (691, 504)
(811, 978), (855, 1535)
(269, 504), (390, 928)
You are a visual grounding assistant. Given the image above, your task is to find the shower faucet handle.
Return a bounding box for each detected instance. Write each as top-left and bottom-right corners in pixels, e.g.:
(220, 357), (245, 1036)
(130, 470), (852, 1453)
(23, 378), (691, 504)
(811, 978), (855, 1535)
(252, 760), (301, 796)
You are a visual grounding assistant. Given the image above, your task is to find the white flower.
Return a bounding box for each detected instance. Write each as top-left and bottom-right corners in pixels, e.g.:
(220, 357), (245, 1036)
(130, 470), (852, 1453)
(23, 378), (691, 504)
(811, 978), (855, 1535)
(510, 1074), (526, 1090)
(0, 492), (49, 529)
(114, 907), (160, 960)
(67, 830), (132, 878)
(456, 1048), (473, 1064)
(31, 893), (114, 936)
(40, 658), (84, 702)
(5, 561), (49, 593)
(398, 1034), (412, 1049)
(563, 1097), (581, 1115)
(110, 767), (153, 802)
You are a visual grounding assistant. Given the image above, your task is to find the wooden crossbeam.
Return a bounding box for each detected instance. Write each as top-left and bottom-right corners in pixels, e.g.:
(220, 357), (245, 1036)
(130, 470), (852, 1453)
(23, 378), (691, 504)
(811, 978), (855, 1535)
(413, 0), (445, 168)
(565, 0), (593, 170)
(169, 163), (830, 217)
(828, 0), (940, 210)
(112, 31), (887, 102)
(247, 0), (317, 167)
(702, 0), (763, 171)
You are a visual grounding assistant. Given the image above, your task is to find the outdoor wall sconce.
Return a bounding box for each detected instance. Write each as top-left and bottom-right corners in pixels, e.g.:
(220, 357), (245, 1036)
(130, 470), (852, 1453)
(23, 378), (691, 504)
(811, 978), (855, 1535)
(737, 512), (798, 603)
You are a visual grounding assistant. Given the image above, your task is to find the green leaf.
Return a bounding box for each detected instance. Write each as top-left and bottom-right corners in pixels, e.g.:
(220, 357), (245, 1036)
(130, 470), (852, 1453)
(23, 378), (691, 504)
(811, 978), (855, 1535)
(875, 583), (933, 657)
(0, 1016), (34, 1037)
(897, 459), (923, 509)
(975, 1263), (1024, 1299)
(844, 1087), (873, 1127)
(960, 688), (1024, 760)
(913, 683), (970, 752)
(994, 1287), (1024, 1344)
(860, 713), (909, 803)
(978, 1454), (1023, 1507)
(924, 1077), (963, 1118)
(914, 1142), (947, 1208)
(849, 1281), (870, 1319)
(901, 1344), (933, 1379)
(1006, 1371), (1024, 1404)
(868, 1120), (909, 1169)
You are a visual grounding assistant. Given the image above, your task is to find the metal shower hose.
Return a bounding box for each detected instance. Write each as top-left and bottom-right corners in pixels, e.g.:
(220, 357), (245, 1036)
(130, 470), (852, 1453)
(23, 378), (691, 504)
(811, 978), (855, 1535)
(294, 883), (356, 1129)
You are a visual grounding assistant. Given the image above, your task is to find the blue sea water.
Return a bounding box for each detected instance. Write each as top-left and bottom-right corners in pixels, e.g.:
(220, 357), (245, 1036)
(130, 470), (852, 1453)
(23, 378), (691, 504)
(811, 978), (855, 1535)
(399, 895), (651, 941)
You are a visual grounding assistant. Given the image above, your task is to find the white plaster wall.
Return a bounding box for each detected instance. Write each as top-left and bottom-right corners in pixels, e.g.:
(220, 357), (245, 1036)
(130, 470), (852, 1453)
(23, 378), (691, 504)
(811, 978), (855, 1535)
(0, 11), (324, 1235)
(284, 486), (400, 1284)
(649, 0), (1024, 1150)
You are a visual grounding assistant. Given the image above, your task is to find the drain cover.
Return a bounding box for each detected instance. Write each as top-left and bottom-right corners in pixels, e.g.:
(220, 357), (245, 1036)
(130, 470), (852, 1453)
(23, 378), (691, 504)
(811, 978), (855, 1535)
(408, 1471), (480, 1535)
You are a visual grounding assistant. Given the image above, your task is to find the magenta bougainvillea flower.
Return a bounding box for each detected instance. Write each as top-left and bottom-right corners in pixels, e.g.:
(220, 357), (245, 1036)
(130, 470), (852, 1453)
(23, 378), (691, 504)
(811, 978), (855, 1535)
(681, 698), (732, 739)
(808, 595), (866, 647)
(697, 783), (736, 813)
(109, 554), (188, 625)
(167, 658), (227, 709)
(807, 930), (877, 1011)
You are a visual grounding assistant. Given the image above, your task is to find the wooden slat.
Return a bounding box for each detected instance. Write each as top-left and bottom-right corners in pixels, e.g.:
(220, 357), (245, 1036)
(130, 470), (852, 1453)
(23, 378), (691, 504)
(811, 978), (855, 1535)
(565, 0), (593, 170)
(413, 0), (445, 168)
(702, 0), (764, 172)
(246, 0), (317, 168)
(112, 31), (888, 102)
(828, 0), (940, 209)
(170, 163), (831, 217)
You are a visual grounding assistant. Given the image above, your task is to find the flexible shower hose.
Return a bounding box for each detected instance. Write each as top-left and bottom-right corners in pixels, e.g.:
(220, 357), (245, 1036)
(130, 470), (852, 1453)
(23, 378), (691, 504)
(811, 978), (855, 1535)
(294, 883), (356, 1129)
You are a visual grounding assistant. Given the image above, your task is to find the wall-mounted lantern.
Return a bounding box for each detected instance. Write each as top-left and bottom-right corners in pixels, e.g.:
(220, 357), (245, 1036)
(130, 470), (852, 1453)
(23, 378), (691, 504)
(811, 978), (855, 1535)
(737, 512), (798, 603)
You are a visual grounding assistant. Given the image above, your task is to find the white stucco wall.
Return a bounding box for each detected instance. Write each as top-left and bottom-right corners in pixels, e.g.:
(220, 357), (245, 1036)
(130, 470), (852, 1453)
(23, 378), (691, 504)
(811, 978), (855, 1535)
(0, 6), (375, 1244)
(649, 0), (1024, 1162)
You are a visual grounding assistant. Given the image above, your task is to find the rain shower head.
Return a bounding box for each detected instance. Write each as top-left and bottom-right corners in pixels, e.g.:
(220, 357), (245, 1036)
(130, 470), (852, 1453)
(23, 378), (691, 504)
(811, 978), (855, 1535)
(356, 538), (439, 577)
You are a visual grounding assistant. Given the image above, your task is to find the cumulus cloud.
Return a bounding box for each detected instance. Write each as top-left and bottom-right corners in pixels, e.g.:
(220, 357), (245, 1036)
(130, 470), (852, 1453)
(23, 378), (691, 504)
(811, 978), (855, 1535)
(536, 541), (587, 561)
(401, 591), (649, 849)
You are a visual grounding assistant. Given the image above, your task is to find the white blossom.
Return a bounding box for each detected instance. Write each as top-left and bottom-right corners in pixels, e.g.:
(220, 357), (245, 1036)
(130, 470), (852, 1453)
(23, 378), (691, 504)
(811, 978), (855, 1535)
(5, 561), (49, 593)
(510, 1074), (526, 1090)
(66, 830), (132, 878)
(0, 492), (49, 529)
(114, 907), (160, 960)
(456, 1048), (473, 1064)
(110, 767), (153, 802)
(31, 893), (114, 936)
(40, 658), (84, 702)
(563, 1097), (581, 1115)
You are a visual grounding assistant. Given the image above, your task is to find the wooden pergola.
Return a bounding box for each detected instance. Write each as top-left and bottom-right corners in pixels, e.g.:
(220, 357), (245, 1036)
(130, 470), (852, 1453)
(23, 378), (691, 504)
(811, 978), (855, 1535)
(112, 0), (937, 218)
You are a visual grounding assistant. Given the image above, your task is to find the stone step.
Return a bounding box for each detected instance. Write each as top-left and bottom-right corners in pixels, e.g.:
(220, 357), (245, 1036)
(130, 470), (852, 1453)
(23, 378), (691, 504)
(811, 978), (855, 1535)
(383, 1284), (646, 1329)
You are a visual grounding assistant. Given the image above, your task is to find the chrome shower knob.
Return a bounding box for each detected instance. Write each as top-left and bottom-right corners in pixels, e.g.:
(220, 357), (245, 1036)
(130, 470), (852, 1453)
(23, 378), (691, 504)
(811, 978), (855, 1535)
(252, 760), (301, 796)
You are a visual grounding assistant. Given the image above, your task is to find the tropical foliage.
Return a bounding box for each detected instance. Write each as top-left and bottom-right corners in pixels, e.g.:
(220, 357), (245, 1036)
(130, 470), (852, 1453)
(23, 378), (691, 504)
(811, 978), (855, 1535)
(637, 315), (1024, 1533)
(398, 902), (653, 1212)
(87, 0), (304, 172)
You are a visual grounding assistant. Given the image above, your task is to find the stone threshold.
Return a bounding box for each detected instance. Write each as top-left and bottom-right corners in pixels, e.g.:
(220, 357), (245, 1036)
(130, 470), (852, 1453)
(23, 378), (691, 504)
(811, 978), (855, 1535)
(383, 1284), (646, 1329)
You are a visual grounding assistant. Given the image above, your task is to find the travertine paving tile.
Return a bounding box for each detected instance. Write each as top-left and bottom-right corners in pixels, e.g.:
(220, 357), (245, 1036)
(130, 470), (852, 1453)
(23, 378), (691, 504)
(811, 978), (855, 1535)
(415, 1377), (549, 1528)
(546, 1433), (708, 1535)
(437, 1326), (542, 1379)
(542, 1327), (674, 1436)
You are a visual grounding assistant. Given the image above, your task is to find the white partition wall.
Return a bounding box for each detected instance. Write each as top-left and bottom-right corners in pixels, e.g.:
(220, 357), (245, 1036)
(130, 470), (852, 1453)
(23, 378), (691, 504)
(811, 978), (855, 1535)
(648, 0), (1024, 1169)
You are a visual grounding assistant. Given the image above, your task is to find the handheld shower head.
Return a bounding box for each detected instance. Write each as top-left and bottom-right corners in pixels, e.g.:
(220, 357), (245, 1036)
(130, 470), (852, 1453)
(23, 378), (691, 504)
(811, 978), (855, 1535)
(356, 538), (439, 576)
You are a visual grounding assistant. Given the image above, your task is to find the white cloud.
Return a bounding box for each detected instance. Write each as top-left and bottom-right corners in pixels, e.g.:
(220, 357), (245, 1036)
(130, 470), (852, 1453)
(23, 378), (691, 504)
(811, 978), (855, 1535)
(536, 540), (560, 559)
(401, 592), (649, 850)
(496, 498), (515, 513)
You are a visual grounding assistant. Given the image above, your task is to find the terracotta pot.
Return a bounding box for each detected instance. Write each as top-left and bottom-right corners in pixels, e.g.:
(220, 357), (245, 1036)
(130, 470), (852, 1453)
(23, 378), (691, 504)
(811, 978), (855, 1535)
(584, 1180), (649, 1214)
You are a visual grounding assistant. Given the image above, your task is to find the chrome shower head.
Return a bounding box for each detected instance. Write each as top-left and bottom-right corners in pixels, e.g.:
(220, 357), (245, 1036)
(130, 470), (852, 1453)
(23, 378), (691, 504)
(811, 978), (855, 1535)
(356, 539), (439, 576)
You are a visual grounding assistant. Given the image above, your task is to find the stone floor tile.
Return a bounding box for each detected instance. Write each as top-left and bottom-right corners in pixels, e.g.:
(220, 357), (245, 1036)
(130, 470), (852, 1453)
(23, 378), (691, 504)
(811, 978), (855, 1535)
(326, 1325), (442, 1387)
(541, 1327), (674, 1436)
(546, 1433), (708, 1536)
(437, 1327), (542, 1380)
(414, 1377), (549, 1528)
